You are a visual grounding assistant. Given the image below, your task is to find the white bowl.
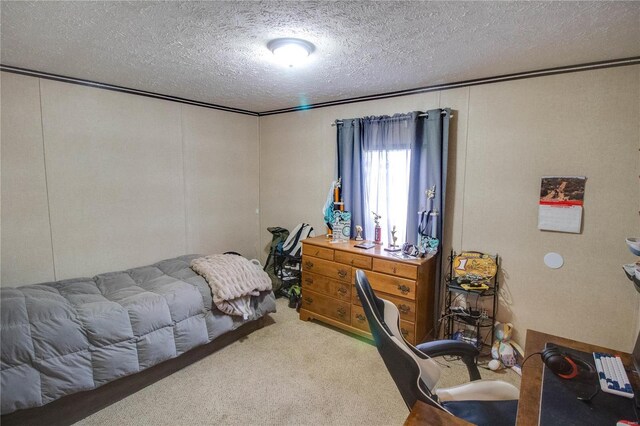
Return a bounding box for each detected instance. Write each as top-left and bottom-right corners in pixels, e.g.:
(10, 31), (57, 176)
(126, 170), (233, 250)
(626, 237), (640, 256)
(623, 263), (636, 279)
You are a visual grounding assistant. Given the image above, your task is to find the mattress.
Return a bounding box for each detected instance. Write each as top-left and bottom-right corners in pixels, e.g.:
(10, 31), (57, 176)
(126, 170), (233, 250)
(0, 254), (276, 414)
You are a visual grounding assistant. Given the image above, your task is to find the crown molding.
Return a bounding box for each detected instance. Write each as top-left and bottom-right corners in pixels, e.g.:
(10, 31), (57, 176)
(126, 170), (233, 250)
(2, 56), (638, 117)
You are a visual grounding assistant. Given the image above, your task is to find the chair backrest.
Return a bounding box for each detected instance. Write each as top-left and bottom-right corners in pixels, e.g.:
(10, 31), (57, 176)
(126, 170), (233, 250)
(355, 270), (442, 410)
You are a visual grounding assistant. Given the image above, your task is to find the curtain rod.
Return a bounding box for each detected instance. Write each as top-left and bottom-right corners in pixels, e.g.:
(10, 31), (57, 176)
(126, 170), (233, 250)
(332, 110), (451, 126)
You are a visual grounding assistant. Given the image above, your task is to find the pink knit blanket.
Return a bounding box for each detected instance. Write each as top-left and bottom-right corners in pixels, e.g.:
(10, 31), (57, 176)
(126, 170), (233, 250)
(191, 254), (272, 318)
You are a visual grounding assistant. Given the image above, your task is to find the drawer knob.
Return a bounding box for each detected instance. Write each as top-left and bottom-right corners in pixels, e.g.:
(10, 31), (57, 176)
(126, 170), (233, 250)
(355, 313), (366, 322)
(392, 266), (397, 273)
(337, 307), (346, 317)
(314, 250), (320, 256)
(337, 269), (348, 279)
(401, 328), (409, 337)
(304, 261), (314, 269)
(398, 304), (410, 314)
(304, 297), (313, 305)
(397, 284), (410, 295)
(337, 286), (348, 296)
(305, 277), (313, 284)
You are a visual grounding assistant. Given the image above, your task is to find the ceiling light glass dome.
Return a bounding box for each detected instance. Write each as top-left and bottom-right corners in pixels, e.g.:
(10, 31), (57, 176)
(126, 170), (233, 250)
(268, 38), (315, 67)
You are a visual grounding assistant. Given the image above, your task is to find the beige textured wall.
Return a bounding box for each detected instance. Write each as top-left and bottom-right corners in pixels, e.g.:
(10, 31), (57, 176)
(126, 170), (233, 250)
(1, 73), (55, 284)
(39, 79), (186, 279)
(1, 72), (259, 285)
(463, 68), (639, 350)
(259, 66), (640, 351)
(181, 104), (260, 257)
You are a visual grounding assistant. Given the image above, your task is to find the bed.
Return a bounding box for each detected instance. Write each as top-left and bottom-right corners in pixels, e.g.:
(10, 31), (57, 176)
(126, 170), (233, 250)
(0, 254), (276, 425)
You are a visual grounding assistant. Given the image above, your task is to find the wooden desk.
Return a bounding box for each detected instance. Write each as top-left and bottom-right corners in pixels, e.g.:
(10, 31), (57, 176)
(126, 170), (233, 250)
(404, 401), (472, 426)
(517, 329), (636, 426)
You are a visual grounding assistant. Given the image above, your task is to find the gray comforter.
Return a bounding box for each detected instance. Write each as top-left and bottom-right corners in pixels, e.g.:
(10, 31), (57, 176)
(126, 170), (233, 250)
(0, 255), (276, 414)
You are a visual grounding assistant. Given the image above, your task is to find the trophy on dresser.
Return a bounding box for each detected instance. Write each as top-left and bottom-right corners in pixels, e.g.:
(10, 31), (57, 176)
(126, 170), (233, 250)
(354, 225), (364, 241)
(372, 211), (382, 244)
(384, 225), (401, 252)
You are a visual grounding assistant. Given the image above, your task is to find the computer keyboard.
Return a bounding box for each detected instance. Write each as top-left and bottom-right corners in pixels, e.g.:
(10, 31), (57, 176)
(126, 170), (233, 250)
(593, 352), (634, 398)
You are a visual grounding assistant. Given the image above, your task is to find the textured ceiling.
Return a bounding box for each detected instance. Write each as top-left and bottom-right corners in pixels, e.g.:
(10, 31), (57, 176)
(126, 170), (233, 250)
(1, 1), (639, 113)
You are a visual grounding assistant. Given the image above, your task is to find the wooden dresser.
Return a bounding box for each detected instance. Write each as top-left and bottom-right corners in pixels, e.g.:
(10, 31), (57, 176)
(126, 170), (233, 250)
(299, 236), (437, 345)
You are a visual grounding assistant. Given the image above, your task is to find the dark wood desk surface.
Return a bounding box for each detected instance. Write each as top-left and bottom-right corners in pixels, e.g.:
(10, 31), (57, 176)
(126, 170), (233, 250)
(517, 329), (636, 426)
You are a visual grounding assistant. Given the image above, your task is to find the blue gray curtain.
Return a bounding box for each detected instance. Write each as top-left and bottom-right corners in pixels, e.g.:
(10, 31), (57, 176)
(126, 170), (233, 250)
(337, 109), (450, 244)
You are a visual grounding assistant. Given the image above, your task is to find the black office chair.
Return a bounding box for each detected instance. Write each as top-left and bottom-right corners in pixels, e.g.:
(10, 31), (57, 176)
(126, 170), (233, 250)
(355, 270), (519, 426)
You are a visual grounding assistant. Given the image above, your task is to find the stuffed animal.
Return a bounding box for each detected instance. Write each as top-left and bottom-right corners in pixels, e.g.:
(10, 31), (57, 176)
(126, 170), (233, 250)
(489, 322), (524, 372)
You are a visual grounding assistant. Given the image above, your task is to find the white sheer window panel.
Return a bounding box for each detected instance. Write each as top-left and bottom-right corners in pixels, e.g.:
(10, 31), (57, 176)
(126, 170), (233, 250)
(363, 148), (411, 246)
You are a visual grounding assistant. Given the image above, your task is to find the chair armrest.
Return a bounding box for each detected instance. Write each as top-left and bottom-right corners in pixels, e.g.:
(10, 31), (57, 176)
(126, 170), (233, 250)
(416, 340), (481, 381)
(416, 340), (480, 358)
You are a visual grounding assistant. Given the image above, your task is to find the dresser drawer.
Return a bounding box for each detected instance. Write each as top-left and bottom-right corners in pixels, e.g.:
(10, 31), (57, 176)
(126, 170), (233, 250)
(351, 305), (369, 332)
(302, 256), (351, 283)
(352, 288), (416, 322)
(302, 272), (350, 301)
(334, 250), (372, 270)
(360, 270), (416, 300)
(399, 321), (416, 344)
(372, 258), (417, 280)
(350, 305), (416, 344)
(301, 289), (350, 325)
(303, 245), (334, 261)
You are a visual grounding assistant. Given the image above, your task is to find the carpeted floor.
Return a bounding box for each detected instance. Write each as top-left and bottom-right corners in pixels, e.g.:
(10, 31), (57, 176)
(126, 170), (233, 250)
(78, 298), (520, 425)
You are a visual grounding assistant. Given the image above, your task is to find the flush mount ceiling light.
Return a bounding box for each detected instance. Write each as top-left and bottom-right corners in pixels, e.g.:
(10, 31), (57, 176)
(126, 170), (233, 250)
(267, 38), (315, 67)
